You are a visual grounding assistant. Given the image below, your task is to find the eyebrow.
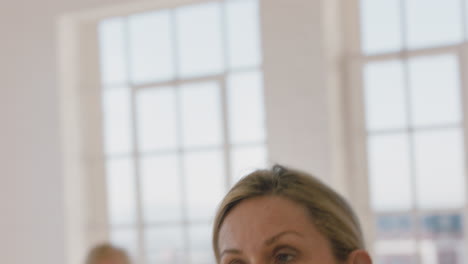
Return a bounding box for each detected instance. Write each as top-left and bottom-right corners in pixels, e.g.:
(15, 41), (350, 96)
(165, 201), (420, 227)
(220, 249), (242, 258)
(220, 230), (303, 257)
(264, 230), (304, 246)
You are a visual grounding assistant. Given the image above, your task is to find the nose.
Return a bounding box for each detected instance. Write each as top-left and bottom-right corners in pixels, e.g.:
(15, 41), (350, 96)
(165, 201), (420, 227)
(246, 256), (268, 264)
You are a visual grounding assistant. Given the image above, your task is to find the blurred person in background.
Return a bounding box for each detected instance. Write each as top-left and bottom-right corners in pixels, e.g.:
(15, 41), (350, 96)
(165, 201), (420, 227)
(86, 243), (131, 264)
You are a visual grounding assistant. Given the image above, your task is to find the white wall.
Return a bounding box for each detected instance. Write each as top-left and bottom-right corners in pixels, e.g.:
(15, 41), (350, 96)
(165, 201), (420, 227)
(261, 0), (347, 191)
(0, 0), (346, 263)
(0, 1), (138, 264)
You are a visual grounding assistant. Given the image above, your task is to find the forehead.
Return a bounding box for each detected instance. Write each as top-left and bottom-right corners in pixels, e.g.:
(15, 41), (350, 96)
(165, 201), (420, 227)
(94, 254), (127, 264)
(218, 196), (320, 249)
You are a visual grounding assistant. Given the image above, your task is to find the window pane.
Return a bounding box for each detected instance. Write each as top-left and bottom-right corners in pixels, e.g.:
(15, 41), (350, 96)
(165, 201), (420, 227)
(376, 213), (414, 239)
(420, 213), (463, 237)
(184, 150), (225, 221)
(99, 18), (127, 86)
(420, 212), (465, 263)
(227, 71), (266, 144)
(146, 226), (185, 264)
(140, 154), (182, 223)
(466, 0), (468, 39)
(128, 11), (174, 84)
(180, 82), (223, 148)
(188, 224), (215, 264)
(360, 0), (402, 54)
(136, 87), (178, 152)
(408, 55), (462, 127)
(231, 145), (267, 183)
(176, 3), (224, 77)
(226, 0), (261, 68)
(106, 158), (136, 225)
(374, 239), (418, 264)
(414, 129), (466, 210)
(368, 134), (413, 212)
(405, 0), (463, 49)
(364, 60), (407, 131)
(110, 228), (138, 261)
(419, 238), (465, 264)
(102, 87), (133, 155)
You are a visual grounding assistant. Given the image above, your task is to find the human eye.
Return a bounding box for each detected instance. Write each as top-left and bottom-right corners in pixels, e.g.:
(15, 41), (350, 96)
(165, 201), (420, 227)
(274, 252), (297, 264)
(228, 258), (245, 264)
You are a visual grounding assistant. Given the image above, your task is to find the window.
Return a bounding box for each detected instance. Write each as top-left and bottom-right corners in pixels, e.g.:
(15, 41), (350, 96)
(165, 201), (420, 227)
(97, 0), (267, 263)
(355, 0), (468, 263)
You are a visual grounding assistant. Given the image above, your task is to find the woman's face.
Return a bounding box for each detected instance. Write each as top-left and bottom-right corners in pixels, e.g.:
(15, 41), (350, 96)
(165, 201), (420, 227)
(218, 196), (338, 264)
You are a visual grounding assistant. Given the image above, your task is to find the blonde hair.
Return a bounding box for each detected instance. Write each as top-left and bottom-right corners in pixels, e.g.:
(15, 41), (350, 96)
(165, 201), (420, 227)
(212, 165), (364, 262)
(85, 243), (131, 264)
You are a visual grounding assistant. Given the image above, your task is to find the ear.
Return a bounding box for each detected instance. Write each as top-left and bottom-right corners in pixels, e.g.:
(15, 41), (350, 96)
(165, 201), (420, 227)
(345, 250), (372, 264)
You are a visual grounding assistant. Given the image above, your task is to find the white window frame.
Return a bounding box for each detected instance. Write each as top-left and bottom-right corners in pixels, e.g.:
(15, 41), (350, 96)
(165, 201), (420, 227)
(59, 1), (267, 264)
(342, 0), (468, 261)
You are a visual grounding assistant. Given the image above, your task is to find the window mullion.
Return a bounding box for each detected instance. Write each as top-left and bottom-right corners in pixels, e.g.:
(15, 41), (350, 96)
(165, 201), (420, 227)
(168, 8), (192, 263)
(123, 17), (147, 264)
(398, 0), (424, 262)
(457, 43), (468, 261)
(220, 1), (233, 190)
(361, 44), (462, 63)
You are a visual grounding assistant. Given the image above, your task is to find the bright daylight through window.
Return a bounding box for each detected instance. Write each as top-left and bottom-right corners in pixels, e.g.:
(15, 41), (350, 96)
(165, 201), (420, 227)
(97, 1), (267, 263)
(359, 0), (467, 263)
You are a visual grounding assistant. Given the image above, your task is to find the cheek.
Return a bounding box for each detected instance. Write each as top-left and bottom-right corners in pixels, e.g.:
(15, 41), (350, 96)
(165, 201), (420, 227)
(300, 250), (338, 264)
